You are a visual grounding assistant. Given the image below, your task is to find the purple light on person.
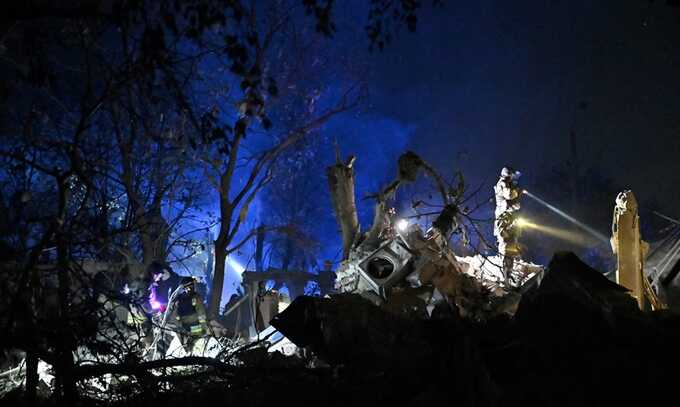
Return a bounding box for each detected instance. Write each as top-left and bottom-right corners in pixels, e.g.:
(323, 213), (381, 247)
(149, 286), (163, 311)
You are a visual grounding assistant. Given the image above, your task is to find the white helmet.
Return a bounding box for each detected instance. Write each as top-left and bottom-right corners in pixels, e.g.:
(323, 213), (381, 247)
(501, 167), (521, 179)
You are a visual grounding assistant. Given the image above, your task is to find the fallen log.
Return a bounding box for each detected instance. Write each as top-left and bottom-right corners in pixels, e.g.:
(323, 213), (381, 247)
(73, 356), (236, 380)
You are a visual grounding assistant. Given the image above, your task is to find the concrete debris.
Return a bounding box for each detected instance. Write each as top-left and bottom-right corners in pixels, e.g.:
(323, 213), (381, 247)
(329, 155), (544, 320)
(269, 252), (680, 406)
(456, 254), (543, 291)
(335, 222), (543, 319)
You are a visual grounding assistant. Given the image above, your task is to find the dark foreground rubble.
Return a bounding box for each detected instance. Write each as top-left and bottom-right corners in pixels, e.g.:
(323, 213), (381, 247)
(269, 252), (680, 406)
(4, 252), (680, 407)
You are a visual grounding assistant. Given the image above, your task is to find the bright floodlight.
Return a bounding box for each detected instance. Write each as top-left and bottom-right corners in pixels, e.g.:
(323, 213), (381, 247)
(516, 217), (529, 228)
(396, 218), (409, 232)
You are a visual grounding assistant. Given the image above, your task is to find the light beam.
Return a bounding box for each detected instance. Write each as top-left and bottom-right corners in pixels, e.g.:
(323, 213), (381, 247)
(523, 190), (609, 245)
(228, 256), (245, 274)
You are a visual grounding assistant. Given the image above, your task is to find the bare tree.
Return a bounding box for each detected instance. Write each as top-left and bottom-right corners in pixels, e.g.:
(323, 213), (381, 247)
(195, 1), (363, 316)
(0, 0), (441, 400)
(327, 153), (360, 260)
(260, 136), (330, 272)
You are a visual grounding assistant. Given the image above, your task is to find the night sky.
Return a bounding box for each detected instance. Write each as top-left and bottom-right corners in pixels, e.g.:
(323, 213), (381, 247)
(4, 4), (680, 397)
(4, 0), (677, 299)
(199, 0), (680, 299)
(352, 0), (680, 216)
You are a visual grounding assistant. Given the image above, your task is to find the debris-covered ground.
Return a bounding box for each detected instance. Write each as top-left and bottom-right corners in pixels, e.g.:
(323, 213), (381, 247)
(3, 151), (676, 406)
(3, 252), (679, 407)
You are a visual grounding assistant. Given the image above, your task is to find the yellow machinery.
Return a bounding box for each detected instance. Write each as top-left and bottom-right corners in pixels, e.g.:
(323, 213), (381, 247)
(610, 190), (665, 310)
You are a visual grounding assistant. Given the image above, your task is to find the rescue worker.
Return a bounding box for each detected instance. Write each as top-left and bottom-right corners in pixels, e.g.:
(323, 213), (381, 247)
(147, 261), (181, 313)
(494, 166), (523, 282)
(174, 277), (209, 353)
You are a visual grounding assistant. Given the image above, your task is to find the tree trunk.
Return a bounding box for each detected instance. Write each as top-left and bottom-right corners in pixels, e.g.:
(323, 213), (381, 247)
(205, 230), (214, 289)
(51, 174), (76, 404)
(24, 352), (38, 404)
(362, 199), (389, 252)
(327, 151), (448, 258)
(255, 225), (265, 272)
(117, 128), (170, 267)
(326, 155), (360, 260)
(209, 238), (228, 317)
(24, 231), (43, 405)
(282, 236), (294, 271)
(141, 208), (170, 265)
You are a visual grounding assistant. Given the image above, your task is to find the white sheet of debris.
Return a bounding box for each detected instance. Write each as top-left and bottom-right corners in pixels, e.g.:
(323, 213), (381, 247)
(456, 254), (544, 292)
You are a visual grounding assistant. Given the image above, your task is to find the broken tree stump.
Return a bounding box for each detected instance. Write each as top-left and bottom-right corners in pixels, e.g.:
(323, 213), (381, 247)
(326, 155), (360, 260)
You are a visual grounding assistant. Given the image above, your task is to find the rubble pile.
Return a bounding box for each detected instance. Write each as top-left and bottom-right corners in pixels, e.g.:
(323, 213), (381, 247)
(456, 254), (542, 287)
(3, 147), (677, 406)
(267, 252), (680, 406)
(334, 222), (543, 320)
(5, 252), (677, 406)
(329, 153), (544, 320)
(13, 252), (658, 406)
(456, 253), (544, 308)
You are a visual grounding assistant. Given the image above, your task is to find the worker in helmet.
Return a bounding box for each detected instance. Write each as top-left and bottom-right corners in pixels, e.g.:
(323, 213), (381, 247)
(147, 261), (181, 313)
(494, 167), (523, 282)
(173, 277), (209, 353)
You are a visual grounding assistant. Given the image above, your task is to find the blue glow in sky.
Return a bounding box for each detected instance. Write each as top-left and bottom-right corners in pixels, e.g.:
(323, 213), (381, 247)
(176, 0), (680, 304)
